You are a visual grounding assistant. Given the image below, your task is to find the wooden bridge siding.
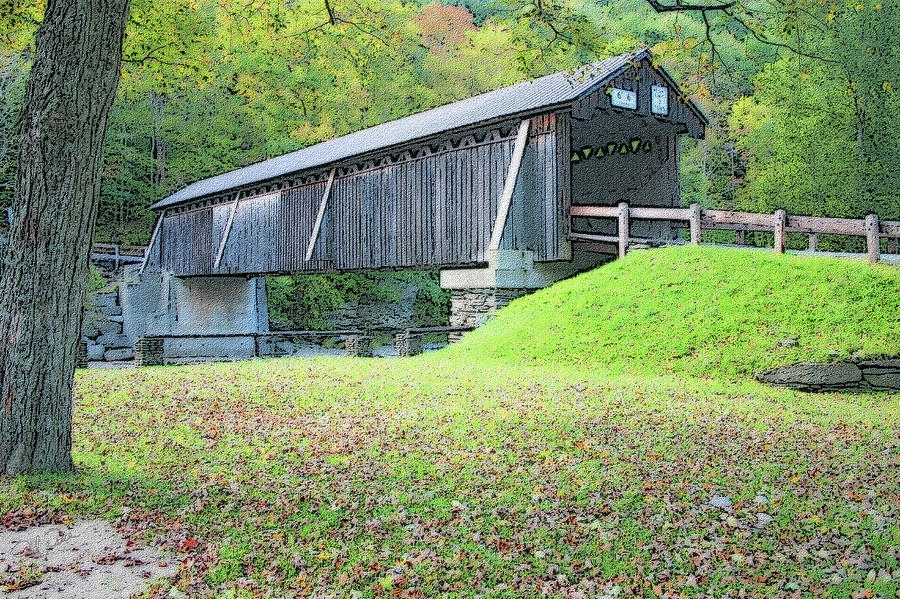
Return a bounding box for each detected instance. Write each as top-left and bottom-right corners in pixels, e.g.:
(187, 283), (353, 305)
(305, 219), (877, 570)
(556, 111), (573, 249)
(316, 130), (558, 269)
(217, 193), (279, 273)
(162, 208), (212, 275)
(487, 112), (562, 261)
(157, 116), (567, 276)
(534, 116), (561, 260)
(276, 183), (332, 272)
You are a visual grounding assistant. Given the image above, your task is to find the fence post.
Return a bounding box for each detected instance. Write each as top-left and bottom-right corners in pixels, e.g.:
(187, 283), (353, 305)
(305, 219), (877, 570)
(865, 213), (880, 265)
(618, 202), (630, 258)
(689, 203), (702, 245)
(808, 233), (818, 253)
(773, 209), (787, 254)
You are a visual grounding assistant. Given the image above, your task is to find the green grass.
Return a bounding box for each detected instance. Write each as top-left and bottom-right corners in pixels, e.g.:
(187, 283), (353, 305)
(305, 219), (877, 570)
(451, 246), (900, 378)
(2, 248), (899, 598)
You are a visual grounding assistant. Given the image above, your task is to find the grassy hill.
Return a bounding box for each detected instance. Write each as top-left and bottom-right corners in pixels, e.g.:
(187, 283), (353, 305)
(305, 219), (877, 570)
(2, 248), (899, 598)
(450, 246), (900, 379)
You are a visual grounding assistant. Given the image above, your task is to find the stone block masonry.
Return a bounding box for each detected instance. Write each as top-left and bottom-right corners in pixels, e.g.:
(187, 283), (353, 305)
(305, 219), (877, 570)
(322, 281), (428, 332)
(756, 358), (900, 392)
(134, 337), (164, 367)
(345, 335), (373, 358)
(395, 332), (424, 357)
(449, 288), (530, 341)
(83, 290), (133, 363)
(75, 340), (88, 369)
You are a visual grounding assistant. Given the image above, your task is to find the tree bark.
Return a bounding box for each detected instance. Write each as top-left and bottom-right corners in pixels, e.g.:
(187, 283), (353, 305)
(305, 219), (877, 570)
(0, 0), (131, 475)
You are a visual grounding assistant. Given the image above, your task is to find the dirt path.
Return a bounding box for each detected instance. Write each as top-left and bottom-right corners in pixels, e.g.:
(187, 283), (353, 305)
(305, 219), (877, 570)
(1, 520), (175, 599)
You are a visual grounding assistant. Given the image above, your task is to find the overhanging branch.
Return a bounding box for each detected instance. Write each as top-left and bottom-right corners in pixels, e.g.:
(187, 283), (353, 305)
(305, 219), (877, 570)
(646, 0), (735, 12)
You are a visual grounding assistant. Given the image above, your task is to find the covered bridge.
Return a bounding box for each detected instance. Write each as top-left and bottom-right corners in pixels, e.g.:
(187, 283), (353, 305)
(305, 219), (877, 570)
(126, 48), (706, 359)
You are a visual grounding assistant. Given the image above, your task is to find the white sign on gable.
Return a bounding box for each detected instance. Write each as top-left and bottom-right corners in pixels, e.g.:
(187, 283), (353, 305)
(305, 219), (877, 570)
(651, 85), (669, 115)
(610, 88), (637, 110)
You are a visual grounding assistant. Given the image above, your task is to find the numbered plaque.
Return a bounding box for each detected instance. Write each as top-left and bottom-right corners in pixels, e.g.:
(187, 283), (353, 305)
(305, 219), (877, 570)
(610, 88), (637, 110)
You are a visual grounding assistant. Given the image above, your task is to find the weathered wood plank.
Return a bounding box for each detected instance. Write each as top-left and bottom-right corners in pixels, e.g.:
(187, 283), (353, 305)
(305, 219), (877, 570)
(704, 210), (776, 228)
(570, 205), (692, 220)
(557, 111), (571, 257)
(787, 215), (866, 236)
(490, 119), (531, 251)
(882, 221), (900, 238)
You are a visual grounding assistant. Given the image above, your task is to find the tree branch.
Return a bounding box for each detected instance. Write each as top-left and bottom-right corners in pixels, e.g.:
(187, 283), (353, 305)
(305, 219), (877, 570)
(646, 0), (735, 12)
(723, 8), (840, 64)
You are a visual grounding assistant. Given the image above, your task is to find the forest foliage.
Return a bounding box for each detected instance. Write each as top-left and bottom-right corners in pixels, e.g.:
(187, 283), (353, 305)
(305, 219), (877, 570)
(0, 0), (897, 319)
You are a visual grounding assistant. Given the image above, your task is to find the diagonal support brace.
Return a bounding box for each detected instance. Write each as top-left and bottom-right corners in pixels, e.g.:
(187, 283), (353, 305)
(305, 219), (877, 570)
(489, 119), (531, 251)
(305, 168), (336, 262)
(213, 192), (242, 270)
(140, 210), (164, 274)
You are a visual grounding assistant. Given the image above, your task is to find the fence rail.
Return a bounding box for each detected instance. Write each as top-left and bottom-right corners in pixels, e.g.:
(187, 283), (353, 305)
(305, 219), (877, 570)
(90, 243), (148, 269)
(569, 203), (900, 264)
(91, 243), (147, 257)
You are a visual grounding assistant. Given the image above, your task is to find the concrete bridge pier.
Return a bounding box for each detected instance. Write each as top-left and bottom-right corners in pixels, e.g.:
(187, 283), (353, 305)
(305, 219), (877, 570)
(121, 270), (269, 363)
(440, 248), (610, 337)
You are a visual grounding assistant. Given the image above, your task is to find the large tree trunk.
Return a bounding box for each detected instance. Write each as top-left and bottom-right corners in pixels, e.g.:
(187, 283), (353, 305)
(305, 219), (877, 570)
(0, 0), (131, 475)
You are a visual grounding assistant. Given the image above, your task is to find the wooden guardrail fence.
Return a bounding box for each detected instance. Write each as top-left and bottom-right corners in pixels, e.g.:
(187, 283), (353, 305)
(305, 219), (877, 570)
(90, 243), (148, 269)
(92, 243), (147, 257)
(569, 203), (900, 264)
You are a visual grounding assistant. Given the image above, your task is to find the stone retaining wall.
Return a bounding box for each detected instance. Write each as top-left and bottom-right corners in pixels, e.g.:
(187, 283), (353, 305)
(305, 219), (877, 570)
(325, 282), (429, 331)
(82, 290), (134, 362)
(449, 288), (529, 340)
(756, 359), (900, 392)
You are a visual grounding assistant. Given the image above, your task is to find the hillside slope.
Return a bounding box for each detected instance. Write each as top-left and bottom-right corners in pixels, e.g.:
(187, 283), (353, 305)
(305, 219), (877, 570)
(448, 246), (900, 379)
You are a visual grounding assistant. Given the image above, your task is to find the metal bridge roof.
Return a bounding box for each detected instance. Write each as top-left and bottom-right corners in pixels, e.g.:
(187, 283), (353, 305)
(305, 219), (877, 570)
(152, 48), (703, 211)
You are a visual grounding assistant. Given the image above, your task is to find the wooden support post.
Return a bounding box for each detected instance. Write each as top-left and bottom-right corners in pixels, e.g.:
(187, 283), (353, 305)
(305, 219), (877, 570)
(889, 238), (898, 255)
(689, 203), (701, 245)
(773, 209), (787, 254)
(140, 211), (164, 274)
(489, 119), (531, 251)
(305, 168), (337, 261)
(618, 202), (630, 258)
(808, 233), (818, 253)
(865, 213), (880, 265)
(214, 193), (241, 270)
(735, 230), (744, 246)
